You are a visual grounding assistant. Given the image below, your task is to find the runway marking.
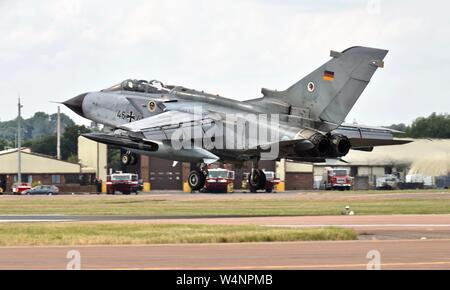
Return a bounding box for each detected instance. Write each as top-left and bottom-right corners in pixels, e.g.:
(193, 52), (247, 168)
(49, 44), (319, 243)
(1, 238), (450, 249)
(267, 224), (450, 228)
(111, 261), (450, 270)
(0, 220), (76, 223)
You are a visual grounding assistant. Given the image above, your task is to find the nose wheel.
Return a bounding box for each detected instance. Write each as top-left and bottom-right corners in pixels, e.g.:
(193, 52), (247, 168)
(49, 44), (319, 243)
(248, 169), (266, 193)
(188, 169), (207, 191)
(121, 151), (138, 166)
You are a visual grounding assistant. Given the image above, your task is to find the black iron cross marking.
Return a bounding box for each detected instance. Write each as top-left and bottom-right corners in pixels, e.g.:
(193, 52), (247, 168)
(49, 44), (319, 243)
(126, 111), (136, 122)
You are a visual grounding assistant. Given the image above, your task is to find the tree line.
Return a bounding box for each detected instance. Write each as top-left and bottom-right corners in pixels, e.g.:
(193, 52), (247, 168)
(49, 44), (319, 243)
(388, 113), (450, 139)
(0, 112), (91, 162)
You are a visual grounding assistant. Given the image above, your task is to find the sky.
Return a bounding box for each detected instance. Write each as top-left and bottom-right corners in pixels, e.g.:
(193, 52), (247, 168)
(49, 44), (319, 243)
(0, 0), (449, 126)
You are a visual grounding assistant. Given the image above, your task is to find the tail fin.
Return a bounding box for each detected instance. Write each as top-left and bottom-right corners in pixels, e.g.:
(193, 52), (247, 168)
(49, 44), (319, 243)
(263, 46), (388, 126)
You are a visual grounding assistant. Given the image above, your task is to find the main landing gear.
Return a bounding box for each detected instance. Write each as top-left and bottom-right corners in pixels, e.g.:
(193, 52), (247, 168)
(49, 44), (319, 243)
(247, 158), (267, 193)
(188, 169), (207, 191)
(121, 151), (138, 166)
(188, 159), (267, 193)
(248, 169), (266, 193)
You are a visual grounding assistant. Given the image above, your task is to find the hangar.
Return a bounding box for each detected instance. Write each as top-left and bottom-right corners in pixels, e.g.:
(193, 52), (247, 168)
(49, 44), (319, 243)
(2, 138), (448, 192)
(313, 139), (450, 190)
(0, 148), (97, 192)
(136, 157), (313, 191)
(0, 136), (107, 193)
(134, 139), (450, 191)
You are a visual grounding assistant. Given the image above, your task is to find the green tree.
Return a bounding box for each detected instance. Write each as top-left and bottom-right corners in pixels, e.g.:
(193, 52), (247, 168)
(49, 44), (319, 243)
(61, 125), (91, 160)
(0, 112), (75, 142)
(24, 135), (57, 157)
(387, 123), (407, 133)
(388, 113), (450, 139)
(108, 148), (122, 172)
(67, 154), (80, 163)
(407, 113), (450, 139)
(0, 139), (8, 151)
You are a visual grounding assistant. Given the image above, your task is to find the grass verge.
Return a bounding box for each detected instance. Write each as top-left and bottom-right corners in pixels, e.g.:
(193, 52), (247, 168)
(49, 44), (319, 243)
(0, 223), (357, 246)
(0, 195), (449, 216)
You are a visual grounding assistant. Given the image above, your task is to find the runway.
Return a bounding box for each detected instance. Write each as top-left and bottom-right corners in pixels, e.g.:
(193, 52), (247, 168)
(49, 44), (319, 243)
(1, 214), (450, 269)
(2, 214), (450, 240)
(1, 239), (449, 270)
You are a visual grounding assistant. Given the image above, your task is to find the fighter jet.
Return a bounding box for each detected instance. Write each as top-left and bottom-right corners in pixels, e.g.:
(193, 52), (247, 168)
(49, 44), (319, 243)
(64, 46), (410, 191)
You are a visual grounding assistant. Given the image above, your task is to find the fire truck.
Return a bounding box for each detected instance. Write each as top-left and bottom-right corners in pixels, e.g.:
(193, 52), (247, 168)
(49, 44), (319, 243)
(106, 173), (140, 195)
(242, 171), (281, 193)
(203, 168), (235, 193)
(323, 167), (353, 191)
(12, 183), (32, 195)
(263, 171), (281, 193)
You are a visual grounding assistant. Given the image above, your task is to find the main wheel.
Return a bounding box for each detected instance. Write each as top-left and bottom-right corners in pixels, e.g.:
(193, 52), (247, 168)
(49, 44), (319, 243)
(121, 151), (138, 166)
(121, 153), (132, 166)
(130, 153), (138, 165)
(249, 169), (266, 192)
(188, 170), (207, 191)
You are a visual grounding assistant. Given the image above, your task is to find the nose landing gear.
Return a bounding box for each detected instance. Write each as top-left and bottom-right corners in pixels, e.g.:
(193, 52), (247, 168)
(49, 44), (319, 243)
(121, 151), (138, 166)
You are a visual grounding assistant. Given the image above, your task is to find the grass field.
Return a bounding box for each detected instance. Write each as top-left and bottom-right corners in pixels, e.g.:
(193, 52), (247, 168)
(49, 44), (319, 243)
(0, 191), (449, 216)
(0, 223), (356, 246)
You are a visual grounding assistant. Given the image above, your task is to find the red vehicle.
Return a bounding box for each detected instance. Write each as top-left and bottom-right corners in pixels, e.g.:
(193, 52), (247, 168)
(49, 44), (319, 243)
(106, 173), (140, 195)
(12, 183), (32, 195)
(263, 171), (281, 193)
(323, 167), (353, 191)
(203, 169), (235, 193)
(243, 171), (280, 193)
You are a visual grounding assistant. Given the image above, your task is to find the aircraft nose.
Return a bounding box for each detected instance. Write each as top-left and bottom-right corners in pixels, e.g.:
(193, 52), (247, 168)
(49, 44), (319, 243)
(63, 93), (87, 117)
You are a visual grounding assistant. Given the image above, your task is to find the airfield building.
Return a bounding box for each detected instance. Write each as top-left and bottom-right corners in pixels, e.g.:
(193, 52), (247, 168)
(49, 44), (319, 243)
(313, 139), (450, 190)
(0, 148), (98, 192)
(1, 138), (448, 193)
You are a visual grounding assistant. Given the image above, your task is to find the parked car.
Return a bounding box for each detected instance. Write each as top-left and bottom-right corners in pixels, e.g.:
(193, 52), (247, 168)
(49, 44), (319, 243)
(376, 175), (400, 190)
(23, 185), (59, 195)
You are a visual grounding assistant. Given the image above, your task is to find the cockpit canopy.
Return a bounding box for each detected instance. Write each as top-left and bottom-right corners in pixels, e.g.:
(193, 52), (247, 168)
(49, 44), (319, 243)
(103, 79), (173, 94)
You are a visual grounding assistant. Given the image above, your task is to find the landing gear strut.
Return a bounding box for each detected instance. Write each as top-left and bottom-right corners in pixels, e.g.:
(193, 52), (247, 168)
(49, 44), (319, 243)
(248, 169), (266, 193)
(121, 151), (138, 166)
(188, 168), (207, 191)
(248, 158), (266, 193)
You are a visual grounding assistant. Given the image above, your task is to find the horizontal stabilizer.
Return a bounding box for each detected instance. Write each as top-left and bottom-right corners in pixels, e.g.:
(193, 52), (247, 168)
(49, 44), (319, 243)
(351, 138), (413, 148)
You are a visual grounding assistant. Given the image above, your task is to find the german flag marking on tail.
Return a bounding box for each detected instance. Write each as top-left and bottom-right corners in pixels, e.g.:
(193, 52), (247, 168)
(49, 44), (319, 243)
(323, 70), (335, 81)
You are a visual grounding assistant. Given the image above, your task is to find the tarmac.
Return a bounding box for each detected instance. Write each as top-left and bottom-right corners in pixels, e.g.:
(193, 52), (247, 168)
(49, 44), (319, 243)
(1, 191), (449, 270)
(0, 214), (450, 269)
(0, 239), (449, 270)
(1, 214), (450, 240)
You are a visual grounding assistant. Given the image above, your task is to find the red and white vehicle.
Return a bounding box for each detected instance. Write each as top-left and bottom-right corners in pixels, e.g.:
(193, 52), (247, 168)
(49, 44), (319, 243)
(323, 167), (353, 191)
(12, 183), (32, 195)
(243, 171), (281, 193)
(203, 168), (235, 193)
(263, 171), (281, 193)
(106, 173), (140, 195)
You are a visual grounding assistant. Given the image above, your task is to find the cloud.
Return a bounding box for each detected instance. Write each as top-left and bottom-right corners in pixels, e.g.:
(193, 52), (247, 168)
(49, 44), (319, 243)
(0, 0), (448, 126)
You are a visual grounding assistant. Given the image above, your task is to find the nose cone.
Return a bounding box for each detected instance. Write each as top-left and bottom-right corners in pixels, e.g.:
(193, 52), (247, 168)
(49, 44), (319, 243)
(63, 93), (87, 117)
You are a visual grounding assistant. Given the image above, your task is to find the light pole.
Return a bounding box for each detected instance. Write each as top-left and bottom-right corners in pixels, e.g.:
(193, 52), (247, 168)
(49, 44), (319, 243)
(17, 98), (23, 183)
(57, 106), (61, 160)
